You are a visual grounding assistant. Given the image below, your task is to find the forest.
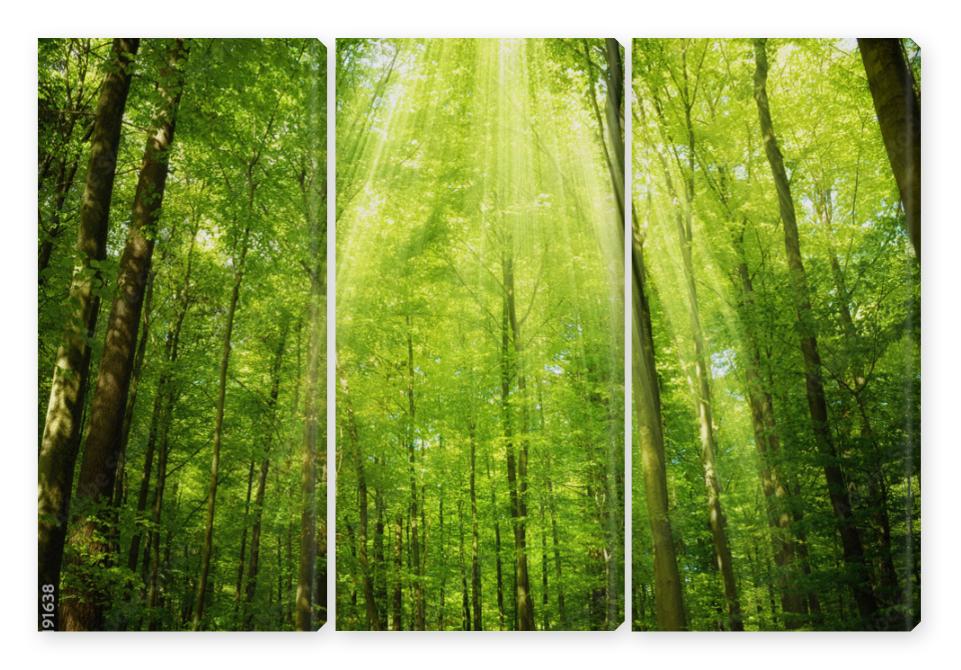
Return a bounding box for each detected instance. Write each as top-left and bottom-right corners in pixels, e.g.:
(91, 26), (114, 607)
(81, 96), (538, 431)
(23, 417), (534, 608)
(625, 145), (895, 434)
(630, 38), (920, 631)
(335, 38), (625, 631)
(37, 38), (326, 631)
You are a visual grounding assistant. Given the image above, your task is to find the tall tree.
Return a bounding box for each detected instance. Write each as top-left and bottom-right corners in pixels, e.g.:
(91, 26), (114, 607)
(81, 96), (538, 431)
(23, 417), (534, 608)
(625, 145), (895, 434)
(752, 38), (879, 627)
(61, 38), (187, 631)
(295, 63), (326, 629)
(38, 38), (139, 606)
(857, 39), (921, 262)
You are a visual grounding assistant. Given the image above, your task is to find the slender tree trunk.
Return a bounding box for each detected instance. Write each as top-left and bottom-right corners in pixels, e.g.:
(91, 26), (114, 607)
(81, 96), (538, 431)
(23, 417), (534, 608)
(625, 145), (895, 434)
(819, 199), (902, 619)
(680, 184), (742, 631)
(296, 128), (325, 630)
(344, 377), (381, 629)
(733, 245), (805, 626)
(501, 249), (536, 631)
(113, 267), (156, 511)
(123, 278), (161, 574)
(38, 38), (139, 612)
(143, 230), (197, 626)
(857, 39), (920, 262)
(486, 441), (506, 629)
(540, 502), (549, 630)
(468, 418), (483, 630)
(193, 220), (250, 629)
(61, 40), (186, 631)
(242, 325), (289, 628)
(373, 491), (388, 613)
(235, 460), (256, 606)
(38, 152), (83, 287)
(753, 38), (878, 626)
(649, 67), (742, 629)
(438, 473), (447, 629)
(538, 400), (568, 629)
(391, 512), (403, 630)
(404, 319), (426, 629)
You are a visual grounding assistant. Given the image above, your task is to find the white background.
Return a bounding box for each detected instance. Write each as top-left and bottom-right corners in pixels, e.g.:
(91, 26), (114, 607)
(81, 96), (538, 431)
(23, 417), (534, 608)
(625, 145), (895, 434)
(3, 1), (956, 668)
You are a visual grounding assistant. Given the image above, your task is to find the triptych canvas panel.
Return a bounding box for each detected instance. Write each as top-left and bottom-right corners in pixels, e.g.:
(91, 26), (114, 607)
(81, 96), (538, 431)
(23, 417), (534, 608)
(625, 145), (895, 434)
(36, 37), (919, 632)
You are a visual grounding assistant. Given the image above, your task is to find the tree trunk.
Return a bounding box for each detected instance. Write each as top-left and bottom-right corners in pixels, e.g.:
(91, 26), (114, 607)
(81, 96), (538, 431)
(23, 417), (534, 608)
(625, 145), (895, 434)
(438, 473), (447, 629)
(753, 38), (879, 626)
(143, 229), (198, 627)
(540, 502), (549, 630)
(404, 319), (426, 629)
(458, 498), (471, 630)
(391, 512), (403, 630)
(633, 241), (687, 630)
(113, 267), (156, 513)
(818, 193), (903, 620)
(61, 40), (186, 631)
(344, 376), (381, 630)
(486, 441), (506, 629)
(539, 400), (568, 629)
(622, 47), (687, 631)
(733, 244), (806, 626)
(235, 460), (257, 607)
(243, 324), (290, 628)
(193, 219), (250, 629)
(857, 39), (920, 262)
(296, 137), (325, 631)
(38, 38), (139, 614)
(373, 466), (388, 620)
(501, 250), (536, 630)
(468, 418), (483, 630)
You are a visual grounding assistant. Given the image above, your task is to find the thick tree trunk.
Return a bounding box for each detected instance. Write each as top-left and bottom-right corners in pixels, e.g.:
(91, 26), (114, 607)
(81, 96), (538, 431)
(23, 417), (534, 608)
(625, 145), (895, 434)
(633, 240), (687, 630)
(61, 40), (186, 631)
(38, 38), (139, 613)
(857, 39), (920, 262)
(753, 38), (879, 626)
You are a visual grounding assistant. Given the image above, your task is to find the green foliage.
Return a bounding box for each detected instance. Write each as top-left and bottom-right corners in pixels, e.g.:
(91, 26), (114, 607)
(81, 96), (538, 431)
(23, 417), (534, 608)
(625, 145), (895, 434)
(336, 39), (624, 631)
(40, 38), (326, 631)
(631, 38), (920, 631)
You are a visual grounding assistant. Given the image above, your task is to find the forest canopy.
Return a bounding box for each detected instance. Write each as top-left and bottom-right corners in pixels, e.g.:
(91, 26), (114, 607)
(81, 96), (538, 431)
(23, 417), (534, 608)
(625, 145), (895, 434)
(335, 38), (625, 631)
(630, 38), (920, 632)
(37, 38), (326, 631)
